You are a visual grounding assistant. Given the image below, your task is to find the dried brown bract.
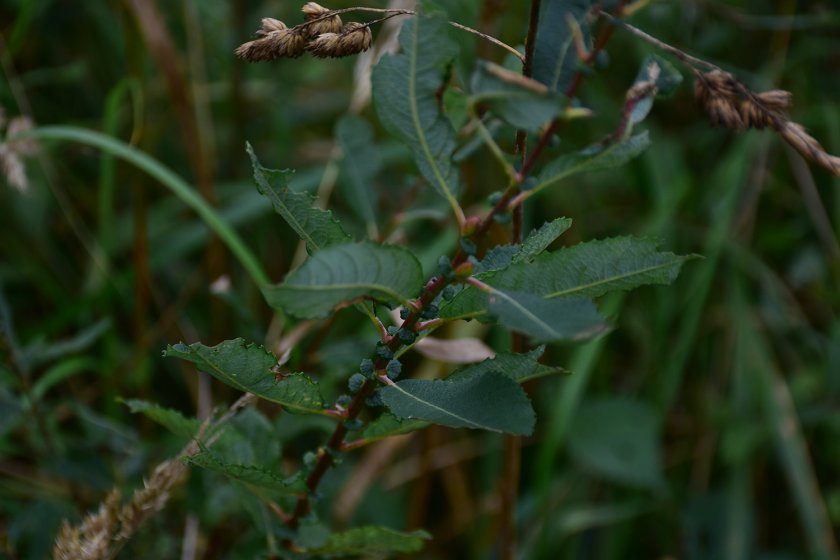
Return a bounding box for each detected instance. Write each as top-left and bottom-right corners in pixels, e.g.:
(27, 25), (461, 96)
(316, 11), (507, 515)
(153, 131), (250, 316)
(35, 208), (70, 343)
(693, 69), (839, 176)
(235, 24), (306, 61)
(301, 2), (343, 38)
(308, 22), (372, 58)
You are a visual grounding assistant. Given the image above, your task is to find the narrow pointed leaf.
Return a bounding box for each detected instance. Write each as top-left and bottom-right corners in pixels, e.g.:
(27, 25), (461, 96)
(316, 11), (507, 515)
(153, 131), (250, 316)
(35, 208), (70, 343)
(303, 526), (431, 555)
(470, 61), (567, 132)
(372, 11), (462, 215)
(262, 242), (422, 319)
(531, 132), (651, 197)
(513, 217), (573, 263)
(380, 371), (535, 435)
(488, 290), (607, 343)
(336, 116), (381, 235)
(164, 339), (325, 414)
(185, 450), (307, 495)
(533, 0), (592, 93)
(122, 399), (200, 440)
(247, 143), (350, 253)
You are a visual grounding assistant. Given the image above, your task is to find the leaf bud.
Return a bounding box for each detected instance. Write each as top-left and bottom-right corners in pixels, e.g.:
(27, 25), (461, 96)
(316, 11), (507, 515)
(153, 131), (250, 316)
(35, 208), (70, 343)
(376, 343), (394, 360)
(348, 373), (366, 392)
(398, 328), (417, 344)
(386, 359), (403, 380)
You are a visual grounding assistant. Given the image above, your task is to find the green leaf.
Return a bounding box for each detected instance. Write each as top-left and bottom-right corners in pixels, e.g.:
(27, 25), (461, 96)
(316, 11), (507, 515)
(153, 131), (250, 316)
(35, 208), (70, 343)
(303, 526), (431, 555)
(449, 346), (565, 383)
(379, 371), (535, 435)
(355, 348), (562, 444)
(533, 0), (592, 93)
(185, 450), (307, 495)
(372, 11), (462, 217)
(122, 399), (201, 440)
(164, 339), (325, 414)
(470, 61), (567, 132)
(262, 242), (423, 319)
(531, 131), (651, 197)
(358, 413), (430, 444)
(335, 115), (381, 236)
(441, 236), (692, 321)
(488, 290), (607, 343)
(568, 397), (664, 490)
(247, 142), (350, 253)
(513, 217), (573, 263)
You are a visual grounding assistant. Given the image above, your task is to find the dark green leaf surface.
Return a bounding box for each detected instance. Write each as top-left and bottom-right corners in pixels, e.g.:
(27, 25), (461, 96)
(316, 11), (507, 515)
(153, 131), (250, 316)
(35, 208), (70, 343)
(488, 290), (607, 343)
(358, 413), (430, 443)
(470, 61), (567, 131)
(380, 371), (535, 434)
(122, 399), (200, 440)
(513, 218), (573, 263)
(533, 0), (592, 93)
(247, 143), (350, 253)
(441, 236), (692, 321)
(568, 397), (664, 489)
(448, 346), (565, 383)
(372, 11), (462, 214)
(336, 115), (381, 235)
(303, 526), (431, 555)
(262, 242), (423, 319)
(185, 450), (307, 495)
(164, 339), (325, 414)
(532, 132), (651, 196)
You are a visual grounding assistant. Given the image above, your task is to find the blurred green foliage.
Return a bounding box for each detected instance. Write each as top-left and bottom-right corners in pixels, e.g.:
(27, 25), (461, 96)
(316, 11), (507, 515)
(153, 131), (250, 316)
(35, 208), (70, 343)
(1, 0), (839, 559)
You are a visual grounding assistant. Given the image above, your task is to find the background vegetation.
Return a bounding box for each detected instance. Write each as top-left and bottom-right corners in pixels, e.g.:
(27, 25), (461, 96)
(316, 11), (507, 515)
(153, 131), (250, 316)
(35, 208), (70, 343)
(1, 0), (839, 558)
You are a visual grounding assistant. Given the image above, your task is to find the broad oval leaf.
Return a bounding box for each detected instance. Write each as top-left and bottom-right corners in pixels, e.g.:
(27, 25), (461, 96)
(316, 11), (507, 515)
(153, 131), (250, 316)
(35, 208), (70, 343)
(348, 349), (565, 446)
(164, 339), (325, 414)
(262, 242), (423, 319)
(487, 289), (607, 343)
(379, 370), (535, 435)
(441, 236), (693, 321)
(531, 131), (651, 197)
(247, 143), (350, 253)
(372, 10), (462, 216)
(533, 0), (592, 94)
(336, 115), (381, 237)
(185, 449), (307, 495)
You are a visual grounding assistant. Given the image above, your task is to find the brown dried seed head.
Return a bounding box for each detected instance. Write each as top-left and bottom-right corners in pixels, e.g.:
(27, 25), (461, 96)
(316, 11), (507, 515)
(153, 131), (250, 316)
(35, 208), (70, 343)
(257, 18), (287, 37)
(703, 69), (740, 99)
(756, 89), (793, 112)
(339, 22), (372, 54)
(307, 23), (372, 58)
(302, 2), (331, 18)
(706, 97), (744, 130)
(694, 75), (712, 104)
(235, 28), (305, 61)
(307, 33), (343, 58)
(738, 100), (770, 129)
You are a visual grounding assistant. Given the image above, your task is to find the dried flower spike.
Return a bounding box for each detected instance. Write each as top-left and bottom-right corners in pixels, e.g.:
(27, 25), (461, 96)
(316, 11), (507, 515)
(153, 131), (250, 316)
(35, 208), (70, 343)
(301, 2), (343, 38)
(308, 22), (372, 58)
(256, 18), (287, 37)
(235, 25), (305, 61)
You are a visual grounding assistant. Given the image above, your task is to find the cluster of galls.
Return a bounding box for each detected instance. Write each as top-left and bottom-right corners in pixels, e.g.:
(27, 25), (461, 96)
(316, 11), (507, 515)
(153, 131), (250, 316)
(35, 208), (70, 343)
(234, 2), (372, 62)
(694, 69), (792, 131)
